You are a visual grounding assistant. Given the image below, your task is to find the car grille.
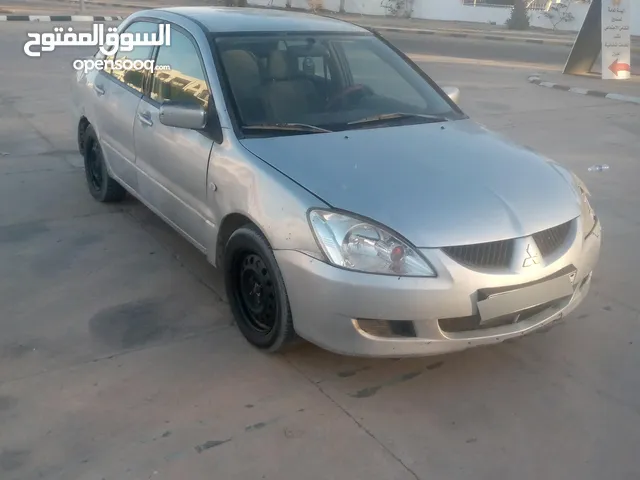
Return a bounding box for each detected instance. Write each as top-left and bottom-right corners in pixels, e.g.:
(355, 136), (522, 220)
(532, 220), (572, 257)
(442, 220), (574, 269)
(442, 240), (514, 269)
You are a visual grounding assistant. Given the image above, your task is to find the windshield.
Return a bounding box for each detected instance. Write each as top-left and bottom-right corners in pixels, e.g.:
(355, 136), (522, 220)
(214, 33), (464, 135)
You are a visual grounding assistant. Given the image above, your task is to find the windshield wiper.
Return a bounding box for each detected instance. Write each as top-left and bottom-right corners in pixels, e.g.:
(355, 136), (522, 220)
(243, 123), (332, 134)
(348, 113), (450, 127)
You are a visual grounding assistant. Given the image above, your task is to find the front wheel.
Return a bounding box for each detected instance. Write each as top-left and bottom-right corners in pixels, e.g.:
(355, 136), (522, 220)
(224, 225), (295, 352)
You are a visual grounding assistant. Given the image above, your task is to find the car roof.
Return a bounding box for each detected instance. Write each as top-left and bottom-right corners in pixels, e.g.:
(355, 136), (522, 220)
(157, 7), (369, 34)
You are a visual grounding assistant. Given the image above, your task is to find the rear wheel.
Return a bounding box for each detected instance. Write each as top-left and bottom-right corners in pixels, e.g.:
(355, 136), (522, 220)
(224, 225), (295, 352)
(83, 125), (126, 203)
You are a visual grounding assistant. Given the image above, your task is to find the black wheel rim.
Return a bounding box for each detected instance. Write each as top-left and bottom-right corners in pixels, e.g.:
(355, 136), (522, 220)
(233, 252), (277, 334)
(88, 141), (103, 191)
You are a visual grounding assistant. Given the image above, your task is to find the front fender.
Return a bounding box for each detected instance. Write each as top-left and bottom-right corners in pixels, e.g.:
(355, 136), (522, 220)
(205, 140), (328, 266)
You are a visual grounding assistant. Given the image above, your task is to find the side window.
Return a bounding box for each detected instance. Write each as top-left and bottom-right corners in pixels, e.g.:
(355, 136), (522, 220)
(150, 29), (210, 109)
(111, 22), (157, 93)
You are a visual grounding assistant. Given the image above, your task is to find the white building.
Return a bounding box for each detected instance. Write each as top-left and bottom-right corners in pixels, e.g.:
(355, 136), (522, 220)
(248, 0), (640, 36)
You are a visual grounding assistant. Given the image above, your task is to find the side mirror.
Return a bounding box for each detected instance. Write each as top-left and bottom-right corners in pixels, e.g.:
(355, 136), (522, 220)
(159, 102), (207, 130)
(442, 86), (461, 105)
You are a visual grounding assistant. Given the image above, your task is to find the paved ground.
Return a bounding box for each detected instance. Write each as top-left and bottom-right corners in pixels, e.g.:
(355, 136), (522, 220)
(390, 31), (640, 74)
(1, 21), (640, 480)
(529, 71), (640, 103)
(2, 0), (639, 43)
(388, 32), (640, 97)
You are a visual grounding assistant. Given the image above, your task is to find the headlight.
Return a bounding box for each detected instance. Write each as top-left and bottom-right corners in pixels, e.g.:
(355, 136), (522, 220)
(308, 210), (436, 277)
(573, 175), (597, 238)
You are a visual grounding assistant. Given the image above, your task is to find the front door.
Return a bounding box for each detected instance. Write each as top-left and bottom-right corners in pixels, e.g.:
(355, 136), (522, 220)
(133, 26), (216, 250)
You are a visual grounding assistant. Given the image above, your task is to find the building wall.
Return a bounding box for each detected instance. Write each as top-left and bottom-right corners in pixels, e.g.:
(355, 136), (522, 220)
(528, 2), (594, 31)
(343, 0), (388, 16)
(247, 0), (640, 36)
(528, 1), (640, 34)
(290, 0), (342, 11)
(411, 1), (511, 24)
(248, 0), (287, 8)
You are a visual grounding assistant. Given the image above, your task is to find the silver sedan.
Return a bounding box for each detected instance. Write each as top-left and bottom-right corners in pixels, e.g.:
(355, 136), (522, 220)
(72, 7), (601, 357)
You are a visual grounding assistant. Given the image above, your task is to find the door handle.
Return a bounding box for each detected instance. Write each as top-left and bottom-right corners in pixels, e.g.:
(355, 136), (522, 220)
(94, 83), (105, 96)
(137, 111), (153, 127)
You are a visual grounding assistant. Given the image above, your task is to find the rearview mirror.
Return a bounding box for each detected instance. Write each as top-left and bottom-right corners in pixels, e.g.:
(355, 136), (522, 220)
(159, 102), (207, 130)
(442, 86), (460, 105)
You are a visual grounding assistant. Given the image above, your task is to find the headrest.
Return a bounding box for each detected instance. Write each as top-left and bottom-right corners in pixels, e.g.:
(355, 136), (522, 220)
(268, 50), (290, 81)
(221, 50), (260, 90)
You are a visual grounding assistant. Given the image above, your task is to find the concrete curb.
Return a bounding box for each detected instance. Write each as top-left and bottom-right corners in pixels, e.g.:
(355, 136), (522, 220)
(0, 13), (577, 43)
(363, 24), (577, 48)
(0, 15), (124, 21)
(365, 24), (640, 53)
(54, 0), (148, 8)
(47, 0), (203, 8)
(528, 75), (640, 105)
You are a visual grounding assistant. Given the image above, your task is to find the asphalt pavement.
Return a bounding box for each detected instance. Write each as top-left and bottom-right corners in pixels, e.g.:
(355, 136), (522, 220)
(1, 22), (640, 480)
(385, 31), (640, 75)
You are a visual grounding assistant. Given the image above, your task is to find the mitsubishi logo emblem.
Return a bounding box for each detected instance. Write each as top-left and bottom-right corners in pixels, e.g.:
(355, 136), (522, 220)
(522, 244), (540, 268)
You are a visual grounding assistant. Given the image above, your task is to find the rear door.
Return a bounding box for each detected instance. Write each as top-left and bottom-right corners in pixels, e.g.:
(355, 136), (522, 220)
(95, 21), (157, 190)
(133, 24), (217, 250)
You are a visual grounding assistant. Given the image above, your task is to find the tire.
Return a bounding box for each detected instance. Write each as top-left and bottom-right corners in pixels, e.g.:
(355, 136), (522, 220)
(224, 224), (296, 352)
(83, 125), (126, 203)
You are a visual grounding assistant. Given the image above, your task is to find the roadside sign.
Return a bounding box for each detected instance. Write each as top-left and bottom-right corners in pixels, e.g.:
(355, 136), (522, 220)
(602, 0), (631, 80)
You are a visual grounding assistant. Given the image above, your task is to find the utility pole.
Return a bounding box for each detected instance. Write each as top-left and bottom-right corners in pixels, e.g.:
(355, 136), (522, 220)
(339, 0), (345, 12)
(79, 0), (85, 12)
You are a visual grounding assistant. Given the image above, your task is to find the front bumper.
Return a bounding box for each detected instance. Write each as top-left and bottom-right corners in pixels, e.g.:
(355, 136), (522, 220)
(276, 221), (601, 357)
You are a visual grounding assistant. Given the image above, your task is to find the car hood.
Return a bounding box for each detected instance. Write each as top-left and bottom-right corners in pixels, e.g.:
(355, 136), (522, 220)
(240, 119), (581, 248)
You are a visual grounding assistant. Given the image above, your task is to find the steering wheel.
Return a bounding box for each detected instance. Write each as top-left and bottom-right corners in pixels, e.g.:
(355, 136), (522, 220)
(326, 84), (374, 112)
